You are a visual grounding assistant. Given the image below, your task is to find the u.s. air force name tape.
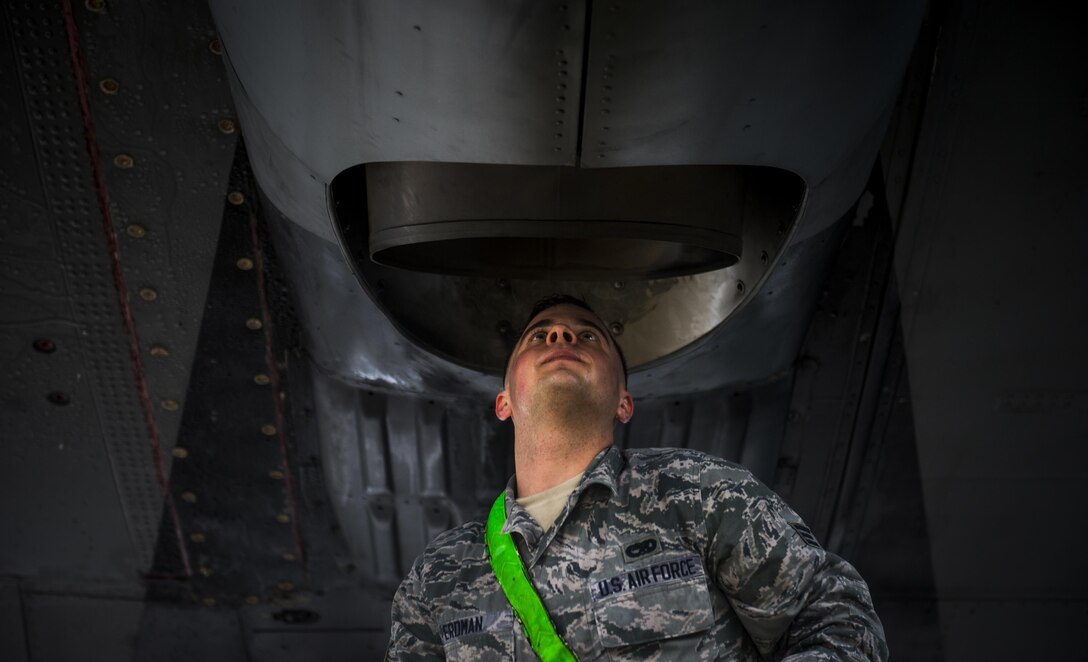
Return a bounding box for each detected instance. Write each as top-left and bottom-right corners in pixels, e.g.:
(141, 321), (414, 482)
(590, 554), (705, 601)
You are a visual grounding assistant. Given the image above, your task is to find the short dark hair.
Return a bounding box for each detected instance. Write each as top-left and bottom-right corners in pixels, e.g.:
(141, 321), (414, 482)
(507, 294), (629, 385)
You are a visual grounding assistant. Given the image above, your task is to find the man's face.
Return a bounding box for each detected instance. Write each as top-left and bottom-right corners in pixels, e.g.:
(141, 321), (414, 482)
(495, 303), (633, 426)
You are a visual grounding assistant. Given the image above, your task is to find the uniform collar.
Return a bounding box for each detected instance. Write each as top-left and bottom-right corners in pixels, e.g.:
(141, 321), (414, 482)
(501, 445), (625, 546)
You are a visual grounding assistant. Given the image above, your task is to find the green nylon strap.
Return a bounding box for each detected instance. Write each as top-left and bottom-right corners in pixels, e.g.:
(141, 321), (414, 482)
(485, 492), (577, 662)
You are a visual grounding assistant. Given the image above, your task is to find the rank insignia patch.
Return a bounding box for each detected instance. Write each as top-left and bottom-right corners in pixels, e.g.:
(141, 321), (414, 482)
(790, 522), (821, 548)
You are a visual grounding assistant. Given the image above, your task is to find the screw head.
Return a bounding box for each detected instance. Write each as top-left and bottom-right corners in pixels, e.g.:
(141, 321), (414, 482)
(275, 513), (291, 524)
(149, 345), (169, 358)
(269, 469), (285, 480)
(253, 373), (270, 385)
(245, 317), (263, 331)
(160, 399), (179, 411)
(171, 447), (189, 459)
(98, 78), (119, 94)
(261, 423), (277, 436)
(126, 224), (146, 238)
(180, 491), (197, 503)
(282, 552), (296, 562)
(609, 322), (624, 336)
(209, 38), (223, 55)
(199, 565), (214, 577)
(236, 257), (254, 270)
(85, 0), (106, 12)
(227, 191), (245, 205)
(138, 287), (158, 301)
(217, 118), (236, 134)
(190, 532), (207, 544)
(113, 154), (134, 169)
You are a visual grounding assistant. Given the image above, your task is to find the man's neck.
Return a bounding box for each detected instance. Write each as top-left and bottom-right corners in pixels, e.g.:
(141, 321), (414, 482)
(513, 423), (612, 498)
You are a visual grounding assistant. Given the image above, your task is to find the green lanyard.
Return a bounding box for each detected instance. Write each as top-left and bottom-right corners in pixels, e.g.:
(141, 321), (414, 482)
(485, 491), (577, 662)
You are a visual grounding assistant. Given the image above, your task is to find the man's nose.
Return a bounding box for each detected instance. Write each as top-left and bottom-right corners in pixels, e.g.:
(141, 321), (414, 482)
(546, 325), (575, 345)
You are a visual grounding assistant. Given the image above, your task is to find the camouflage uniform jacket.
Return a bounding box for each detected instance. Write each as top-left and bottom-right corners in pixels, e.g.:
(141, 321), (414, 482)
(387, 445), (888, 661)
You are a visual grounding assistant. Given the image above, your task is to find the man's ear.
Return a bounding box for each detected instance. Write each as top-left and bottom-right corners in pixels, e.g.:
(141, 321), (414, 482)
(614, 390), (634, 424)
(495, 389), (512, 421)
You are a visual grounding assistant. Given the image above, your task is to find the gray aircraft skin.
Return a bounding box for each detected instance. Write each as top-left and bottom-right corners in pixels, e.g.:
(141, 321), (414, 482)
(1, 1), (1085, 660)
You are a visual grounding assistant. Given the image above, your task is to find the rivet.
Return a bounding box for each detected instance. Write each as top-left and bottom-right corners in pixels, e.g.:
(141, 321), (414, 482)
(609, 322), (624, 336)
(282, 552), (296, 562)
(227, 191), (245, 205)
(246, 317), (263, 331)
(126, 224), (146, 238)
(261, 423), (277, 436)
(209, 38), (222, 55)
(171, 447), (189, 459)
(149, 344), (169, 358)
(244, 595), (260, 605)
(190, 532), (207, 543)
(161, 399), (178, 411)
(612, 281), (625, 289)
(269, 469), (284, 480)
(113, 154), (134, 169)
(139, 287), (158, 301)
(202, 597), (217, 608)
(181, 491), (198, 503)
(85, 0), (106, 12)
(33, 338), (57, 353)
(199, 565), (214, 577)
(236, 257), (254, 270)
(277, 580), (295, 592)
(736, 281), (746, 295)
(217, 118), (236, 134)
(46, 391), (70, 406)
(760, 250), (769, 265)
(254, 373), (270, 385)
(275, 513), (291, 524)
(99, 78), (119, 94)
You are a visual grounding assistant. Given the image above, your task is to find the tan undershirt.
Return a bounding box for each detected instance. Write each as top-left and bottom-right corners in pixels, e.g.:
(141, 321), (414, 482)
(515, 471), (585, 532)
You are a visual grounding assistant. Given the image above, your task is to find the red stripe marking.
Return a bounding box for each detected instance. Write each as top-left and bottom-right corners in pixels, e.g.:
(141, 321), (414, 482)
(246, 200), (306, 566)
(61, 0), (192, 577)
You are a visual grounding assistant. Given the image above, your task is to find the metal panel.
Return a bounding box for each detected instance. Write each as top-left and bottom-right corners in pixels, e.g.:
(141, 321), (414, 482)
(134, 603), (246, 662)
(248, 631), (388, 662)
(0, 580), (29, 662)
(24, 593), (142, 662)
(313, 371), (513, 588)
(0, 0), (236, 582)
(891, 0), (1088, 654)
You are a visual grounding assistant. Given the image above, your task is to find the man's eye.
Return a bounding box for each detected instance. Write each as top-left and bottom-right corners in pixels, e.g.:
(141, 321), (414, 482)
(530, 331), (547, 341)
(580, 331), (597, 341)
